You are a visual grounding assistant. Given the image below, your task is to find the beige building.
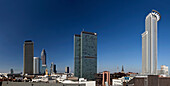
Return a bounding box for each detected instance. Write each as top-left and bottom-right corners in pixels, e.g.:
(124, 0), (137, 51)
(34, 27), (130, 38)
(23, 40), (34, 75)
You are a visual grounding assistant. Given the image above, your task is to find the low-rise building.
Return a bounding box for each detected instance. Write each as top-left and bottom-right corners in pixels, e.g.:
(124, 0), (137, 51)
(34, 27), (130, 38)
(62, 78), (96, 86)
(95, 72), (127, 86)
(127, 75), (170, 86)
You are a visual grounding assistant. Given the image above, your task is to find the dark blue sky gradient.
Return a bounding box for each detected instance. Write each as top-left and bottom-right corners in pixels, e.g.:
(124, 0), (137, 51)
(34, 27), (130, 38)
(0, 0), (170, 73)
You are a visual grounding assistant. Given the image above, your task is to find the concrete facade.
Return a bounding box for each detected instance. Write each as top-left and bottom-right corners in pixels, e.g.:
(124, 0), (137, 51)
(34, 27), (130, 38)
(127, 75), (170, 86)
(102, 71), (110, 86)
(65, 67), (69, 73)
(23, 40), (34, 75)
(142, 10), (161, 75)
(2, 82), (63, 86)
(33, 57), (40, 74)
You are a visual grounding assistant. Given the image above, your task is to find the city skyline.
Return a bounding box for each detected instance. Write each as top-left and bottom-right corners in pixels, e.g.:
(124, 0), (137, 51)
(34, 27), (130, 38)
(1, 0), (170, 73)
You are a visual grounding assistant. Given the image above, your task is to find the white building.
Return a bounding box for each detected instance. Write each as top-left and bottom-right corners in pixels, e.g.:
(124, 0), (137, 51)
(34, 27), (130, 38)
(62, 78), (96, 86)
(112, 79), (122, 86)
(158, 65), (169, 76)
(33, 57), (40, 74)
(142, 10), (161, 75)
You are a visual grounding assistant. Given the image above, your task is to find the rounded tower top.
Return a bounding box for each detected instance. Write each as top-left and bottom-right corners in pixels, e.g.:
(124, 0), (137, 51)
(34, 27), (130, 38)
(151, 10), (161, 21)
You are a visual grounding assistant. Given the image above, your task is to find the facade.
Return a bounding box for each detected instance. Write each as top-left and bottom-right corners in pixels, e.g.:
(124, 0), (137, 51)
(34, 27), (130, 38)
(74, 31), (97, 80)
(142, 10), (161, 75)
(10, 69), (14, 74)
(33, 57), (40, 74)
(127, 75), (170, 86)
(65, 67), (69, 73)
(102, 71), (110, 86)
(41, 49), (46, 66)
(112, 79), (122, 86)
(62, 78), (96, 86)
(95, 72), (127, 86)
(74, 34), (81, 78)
(54, 64), (57, 73)
(50, 62), (57, 74)
(41, 65), (47, 75)
(41, 49), (47, 75)
(23, 40), (34, 74)
(157, 65), (169, 76)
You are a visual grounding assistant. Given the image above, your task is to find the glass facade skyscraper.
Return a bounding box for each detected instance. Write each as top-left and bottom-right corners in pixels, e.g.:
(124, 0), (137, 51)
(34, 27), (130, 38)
(142, 10), (160, 75)
(41, 49), (47, 74)
(41, 49), (46, 66)
(74, 31), (97, 80)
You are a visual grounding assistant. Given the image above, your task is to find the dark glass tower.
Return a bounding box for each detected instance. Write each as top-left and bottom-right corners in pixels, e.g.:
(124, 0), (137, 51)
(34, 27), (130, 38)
(41, 49), (46, 66)
(74, 31), (97, 80)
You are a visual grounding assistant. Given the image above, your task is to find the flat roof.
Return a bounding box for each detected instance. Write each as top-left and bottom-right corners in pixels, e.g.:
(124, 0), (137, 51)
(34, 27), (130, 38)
(25, 40), (32, 42)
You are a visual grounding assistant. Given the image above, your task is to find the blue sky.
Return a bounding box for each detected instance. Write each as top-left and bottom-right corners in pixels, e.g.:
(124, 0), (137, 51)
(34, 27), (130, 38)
(0, 0), (170, 73)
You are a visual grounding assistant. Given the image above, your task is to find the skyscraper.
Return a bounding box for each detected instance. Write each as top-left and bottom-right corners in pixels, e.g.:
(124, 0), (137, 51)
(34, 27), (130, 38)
(142, 10), (161, 75)
(10, 69), (14, 74)
(54, 64), (57, 73)
(65, 66), (69, 73)
(50, 62), (57, 74)
(41, 49), (46, 66)
(41, 49), (47, 74)
(33, 57), (40, 74)
(23, 40), (34, 74)
(74, 31), (97, 80)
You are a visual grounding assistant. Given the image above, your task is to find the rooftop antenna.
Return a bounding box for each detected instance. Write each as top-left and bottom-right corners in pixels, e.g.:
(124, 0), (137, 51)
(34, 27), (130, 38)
(117, 66), (119, 73)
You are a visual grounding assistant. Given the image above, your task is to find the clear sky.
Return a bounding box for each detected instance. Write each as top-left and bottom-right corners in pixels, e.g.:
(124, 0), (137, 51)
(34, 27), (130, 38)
(0, 0), (170, 73)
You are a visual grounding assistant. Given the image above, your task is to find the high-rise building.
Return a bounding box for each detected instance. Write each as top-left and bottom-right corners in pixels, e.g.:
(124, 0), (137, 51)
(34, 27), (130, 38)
(23, 40), (34, 74)
(65, 66), (69, 73)
(10, 69), (14, 74)
(54, 64), (57, 73)
(41, 65), (47, 75)
(50, 62), (57, 74)
(33, 57), (40, 74)
(41, 49), (46, 66)
(158, 65), (169, 76)
(74, 31), (97, 80)
(41, 49), (47, 74)
(142, 10), (161, 75)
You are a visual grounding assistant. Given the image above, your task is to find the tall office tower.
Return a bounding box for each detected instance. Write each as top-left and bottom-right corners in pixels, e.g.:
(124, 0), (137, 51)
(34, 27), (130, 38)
(33, 57), (40, 74)
(41, 49), (46, 66)
(41, 65), (47, 75)
(23, 40), (34, 74)
(158, 65), (169, 76)
(10, 69), (14, 74)
(65, 66), (69, 73)
(50, 62), (56, 74)
(54, 64), (57, 73)
(41, 49), (47, 74)
(142, 10), (161, 75)
(74, 31), (97, 80)
(74, 34), (81, 77)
